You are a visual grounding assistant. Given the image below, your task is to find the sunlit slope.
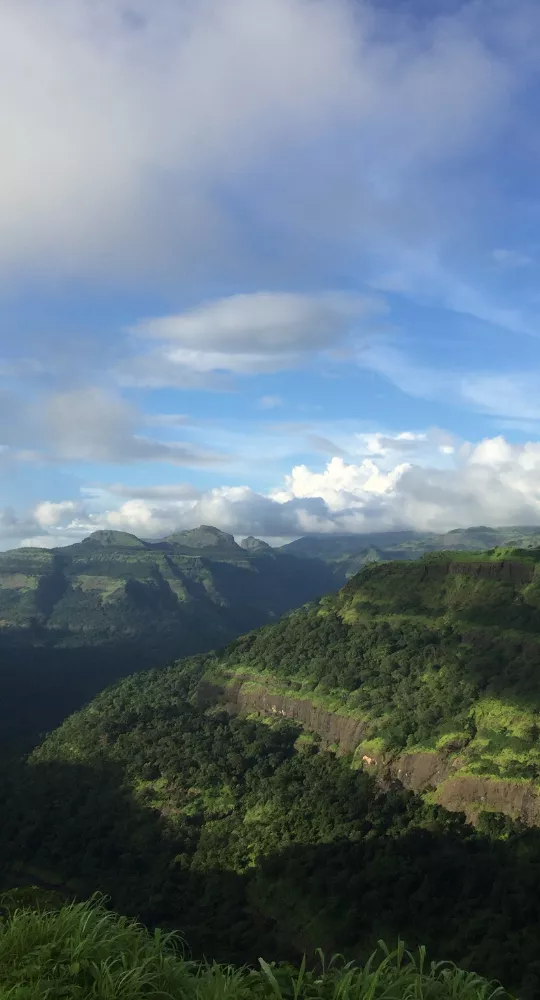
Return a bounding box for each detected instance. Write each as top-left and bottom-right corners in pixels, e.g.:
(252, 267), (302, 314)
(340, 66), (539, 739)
(205, 548), (540, 783)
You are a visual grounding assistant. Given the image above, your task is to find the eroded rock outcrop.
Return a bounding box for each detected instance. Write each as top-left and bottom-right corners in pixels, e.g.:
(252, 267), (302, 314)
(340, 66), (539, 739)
(235, 686), (368, 751)
(207, 677), (540, 827)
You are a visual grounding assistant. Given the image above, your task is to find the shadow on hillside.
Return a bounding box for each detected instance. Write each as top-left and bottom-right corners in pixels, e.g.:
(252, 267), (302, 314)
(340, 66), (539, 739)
(0, 755), (278, 965)
(0, 637), (212, 758)
(2, 756), (540, 996)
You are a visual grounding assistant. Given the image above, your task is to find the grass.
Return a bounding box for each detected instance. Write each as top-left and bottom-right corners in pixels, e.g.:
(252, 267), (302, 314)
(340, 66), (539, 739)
(0, 895), (514, 999)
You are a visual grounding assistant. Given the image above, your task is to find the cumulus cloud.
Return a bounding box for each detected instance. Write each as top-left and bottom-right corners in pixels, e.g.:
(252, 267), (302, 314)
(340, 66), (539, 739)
(34, 500), (85, 528)
(123, 292), (376, 385)
(8, 432), (540, 551)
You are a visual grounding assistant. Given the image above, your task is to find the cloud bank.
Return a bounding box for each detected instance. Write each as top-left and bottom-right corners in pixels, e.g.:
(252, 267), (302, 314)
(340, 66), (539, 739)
(7, 433), (540, 549)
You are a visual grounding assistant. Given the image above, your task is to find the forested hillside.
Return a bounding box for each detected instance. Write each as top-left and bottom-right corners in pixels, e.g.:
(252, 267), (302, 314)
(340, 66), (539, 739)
(6, 545), (540, 995)
(6, 546), (540, 995)
(203, 548), (540, 795)
(1, 674), (540, 996)
(0, 526), (334, 751)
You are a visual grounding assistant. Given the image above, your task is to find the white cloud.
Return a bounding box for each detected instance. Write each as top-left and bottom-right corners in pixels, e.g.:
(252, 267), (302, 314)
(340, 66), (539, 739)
(359, 431), (428, 456)
(460, 374), (540, 420)
(306, 435), (348, 457)
(104, 483), (202, 501)
(124, 292), (376, 384)
(134, 292), (369, 352)
(360, 345), (540, 422)
(34, 500), (84, 528)
(144, 413), (191, 428)
(7, 430), (540, 550)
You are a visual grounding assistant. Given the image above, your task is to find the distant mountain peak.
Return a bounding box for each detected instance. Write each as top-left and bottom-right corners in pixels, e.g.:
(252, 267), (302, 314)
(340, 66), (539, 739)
(82, 530), (145, 547)
(164, 525), (240, 549)
(240, 536), (271, 552)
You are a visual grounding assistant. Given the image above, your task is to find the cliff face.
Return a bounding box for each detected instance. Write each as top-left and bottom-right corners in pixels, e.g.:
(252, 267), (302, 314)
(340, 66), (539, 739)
(235, 686), (367, 751)
(213, 680), (540, 826)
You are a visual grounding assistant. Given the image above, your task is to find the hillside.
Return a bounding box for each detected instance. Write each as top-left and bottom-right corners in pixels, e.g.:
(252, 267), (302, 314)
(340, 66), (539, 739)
(0, 526), (335, 751)
(2, 671), (540, 996)
(282, 525), (540, 581)
(6, 549), (540, 993)
(207, 547), (540, 819)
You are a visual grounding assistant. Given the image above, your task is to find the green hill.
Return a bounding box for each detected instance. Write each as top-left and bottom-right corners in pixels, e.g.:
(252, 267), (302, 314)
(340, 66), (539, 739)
(0, 526), (335, 752)
(7, 549), (540, 993)
(205, 547), (540, 815)
(282, 525), (540, 581)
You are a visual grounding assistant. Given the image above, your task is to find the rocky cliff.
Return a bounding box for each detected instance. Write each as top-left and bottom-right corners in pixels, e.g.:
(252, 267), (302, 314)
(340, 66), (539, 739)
(211, 679), (540, 826)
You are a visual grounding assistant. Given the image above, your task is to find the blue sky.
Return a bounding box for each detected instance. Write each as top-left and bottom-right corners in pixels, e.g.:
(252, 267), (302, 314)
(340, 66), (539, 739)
(2, 0), (540, 547)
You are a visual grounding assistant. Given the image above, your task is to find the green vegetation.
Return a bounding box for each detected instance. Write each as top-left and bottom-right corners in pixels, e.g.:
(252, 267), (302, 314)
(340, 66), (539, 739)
(7, 543), (540, 995)
(282, 525), (540, 581)
(209, 551), (540, 781)
(0, 526), (335, 751)
(0, 896), (512, 1000)
(2, 650), (540, 996)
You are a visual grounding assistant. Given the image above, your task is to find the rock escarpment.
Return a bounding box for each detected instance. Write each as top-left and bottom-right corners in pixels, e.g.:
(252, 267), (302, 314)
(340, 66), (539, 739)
(209, 679), (540, 826)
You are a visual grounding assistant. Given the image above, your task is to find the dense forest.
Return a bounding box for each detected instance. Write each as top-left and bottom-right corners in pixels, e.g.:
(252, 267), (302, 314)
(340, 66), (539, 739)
(3, 524), (540, 754)
(1, 654), (540, 997)
(5, 546), (540, 996)
(213, 550), (540, 783)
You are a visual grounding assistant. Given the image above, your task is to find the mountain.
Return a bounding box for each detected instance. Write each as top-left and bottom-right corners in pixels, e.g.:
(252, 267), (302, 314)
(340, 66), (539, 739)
(240, 535), (272, 552)
(0, 527), (335, 751)
(4, 546), (540, 994)
(162, 525), (241, 551)
(281, 525), (540, 581)
(81, 529), (147, 548)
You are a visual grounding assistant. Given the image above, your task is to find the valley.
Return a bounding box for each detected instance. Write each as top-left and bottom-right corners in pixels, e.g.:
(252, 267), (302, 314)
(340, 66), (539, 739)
(4, 541), (540, 995)
(2, 673), (538, 994)
(0, 526), (335, 751)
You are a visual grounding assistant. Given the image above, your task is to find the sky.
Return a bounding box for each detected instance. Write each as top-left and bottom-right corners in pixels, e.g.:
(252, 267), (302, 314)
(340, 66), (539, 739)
(2, 0), (540, 548)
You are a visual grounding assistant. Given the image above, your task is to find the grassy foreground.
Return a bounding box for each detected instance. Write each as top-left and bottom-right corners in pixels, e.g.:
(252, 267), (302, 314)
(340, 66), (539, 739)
(0, 895), (512, 999)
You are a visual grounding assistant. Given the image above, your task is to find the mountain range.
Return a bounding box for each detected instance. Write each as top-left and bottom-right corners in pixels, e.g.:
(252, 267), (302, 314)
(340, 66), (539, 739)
(3, 522), (540, 751)
(0, 525), (335, 751)
(281, 524), (540, 579)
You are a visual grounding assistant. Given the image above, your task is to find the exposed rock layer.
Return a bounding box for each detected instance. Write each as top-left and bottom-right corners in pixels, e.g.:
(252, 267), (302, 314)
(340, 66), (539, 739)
(212, 679), (540, 826)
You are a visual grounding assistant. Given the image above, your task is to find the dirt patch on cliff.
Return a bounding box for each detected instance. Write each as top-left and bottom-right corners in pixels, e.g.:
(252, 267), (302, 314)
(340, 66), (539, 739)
(387, 752), (456, 793)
